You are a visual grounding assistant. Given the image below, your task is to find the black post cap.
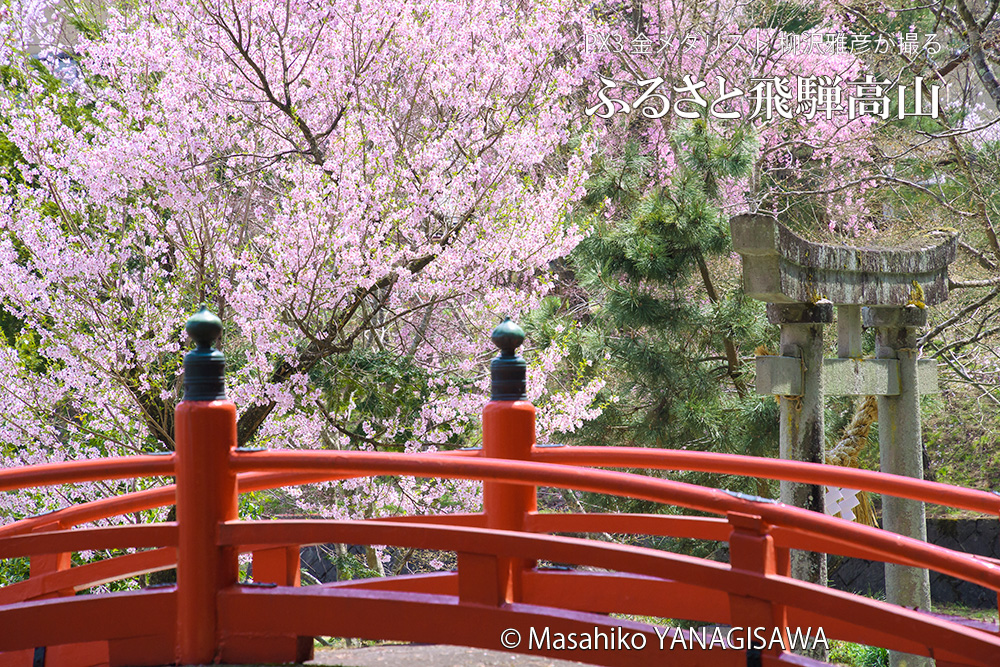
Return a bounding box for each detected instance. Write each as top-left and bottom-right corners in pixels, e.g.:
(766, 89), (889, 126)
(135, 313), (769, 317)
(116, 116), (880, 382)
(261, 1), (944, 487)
(183, 306), (227, 401)
(490, 318), (527, 401)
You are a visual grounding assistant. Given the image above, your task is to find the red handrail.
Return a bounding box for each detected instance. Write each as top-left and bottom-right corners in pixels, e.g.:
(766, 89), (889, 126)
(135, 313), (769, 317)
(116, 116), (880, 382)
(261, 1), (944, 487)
(0, 455), (176, 492)
(2, 450), (999, 665)
(2, 436), (998, 664)
(217, 519), (1000, 663)
(532, 446), (1000, 515)
(226, 450), (1000, 591)
(0, 471), (344, 538)
(4, 449), (998, 593)
(5, 444), (996, 537)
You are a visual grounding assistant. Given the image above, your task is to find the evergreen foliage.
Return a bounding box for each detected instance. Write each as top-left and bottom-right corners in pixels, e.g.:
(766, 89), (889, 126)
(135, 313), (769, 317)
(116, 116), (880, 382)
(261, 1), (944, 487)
(535, 122), (780, 525)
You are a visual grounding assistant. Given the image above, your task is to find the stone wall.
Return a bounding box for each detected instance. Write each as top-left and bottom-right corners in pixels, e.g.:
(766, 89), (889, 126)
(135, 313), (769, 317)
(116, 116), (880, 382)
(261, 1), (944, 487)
(829, 518), (1000, 608)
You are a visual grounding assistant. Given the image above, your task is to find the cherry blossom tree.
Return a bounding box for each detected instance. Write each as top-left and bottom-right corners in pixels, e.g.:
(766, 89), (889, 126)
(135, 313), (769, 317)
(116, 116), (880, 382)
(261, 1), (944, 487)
(0, 0), (605, 524)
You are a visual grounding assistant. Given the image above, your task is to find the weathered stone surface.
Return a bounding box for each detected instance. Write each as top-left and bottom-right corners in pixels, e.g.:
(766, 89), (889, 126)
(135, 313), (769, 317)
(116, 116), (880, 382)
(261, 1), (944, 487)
(837, 305), (863, 358)
(823, 358), (900, 397)
(777, 320), (827, 595)
(754, 357), (938, 396)
(863, 305), (929, 328)
(767, 301), (835, 324)
(958, 519), (977, 543)
(732, 213), (957, 306)
(975, 519), (998, 555)
(755, 355), (803, 395)
(312, 644), (592, 666)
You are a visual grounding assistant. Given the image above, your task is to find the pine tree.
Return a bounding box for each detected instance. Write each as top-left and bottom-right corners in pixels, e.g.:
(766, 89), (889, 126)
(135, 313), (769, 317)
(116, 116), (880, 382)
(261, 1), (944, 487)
(534, 121), (779, 529)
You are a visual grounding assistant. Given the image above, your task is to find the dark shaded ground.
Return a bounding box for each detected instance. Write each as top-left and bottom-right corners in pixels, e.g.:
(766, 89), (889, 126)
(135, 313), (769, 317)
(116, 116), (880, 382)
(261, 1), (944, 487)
(308, 644), (589, 666)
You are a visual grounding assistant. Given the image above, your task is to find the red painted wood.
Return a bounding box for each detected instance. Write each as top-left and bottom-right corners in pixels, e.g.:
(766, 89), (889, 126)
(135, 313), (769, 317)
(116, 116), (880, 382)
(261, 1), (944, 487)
(175, 400), (238, 665)
(531, 446), (1000, 515)
(482, 400), (537, 603)
(328, 571), (458, 594)
(218, 586), (746, 667)
(0, 525), (177, 559)
(0, 472), (341, 540)
(524, 512), (731, 540)
(3, 431), (1000, 665)
(43, 641), (108, 667)
(372, 512), (485, 526)
(247, 546), (314, 662)
(0, 487), (176, 541)
(0, 548), (176, 604)
(27, 523), (72, 601)
(0, 589), (176, 655)
(457, 552), (504, 606)
(0, 649), (32, 667)
(215, 519), (1000, 663)
(224, 452), (1000, 594)
(726, 513), (786, 658)
(520, 570), (730, 623)
(0, 457), (175, 493)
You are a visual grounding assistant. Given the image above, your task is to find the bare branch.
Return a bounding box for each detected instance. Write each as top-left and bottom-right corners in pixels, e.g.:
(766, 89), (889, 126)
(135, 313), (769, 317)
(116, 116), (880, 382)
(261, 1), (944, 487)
(920, 286), (1000, 345)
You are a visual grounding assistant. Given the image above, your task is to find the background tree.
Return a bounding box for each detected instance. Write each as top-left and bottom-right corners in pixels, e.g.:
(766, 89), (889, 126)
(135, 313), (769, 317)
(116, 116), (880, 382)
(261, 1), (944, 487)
(528, 0), (879, 522)
(534, 0), (1000, 518)
(792, 0), (1000, 488)
(540, 123), (783, 525)
(0, 0), (607, 528)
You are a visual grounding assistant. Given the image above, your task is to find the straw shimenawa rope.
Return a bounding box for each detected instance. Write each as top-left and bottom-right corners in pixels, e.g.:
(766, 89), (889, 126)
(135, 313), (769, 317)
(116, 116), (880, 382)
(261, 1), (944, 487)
(825, 395), (880, 527)
(825, 396), (878, 467)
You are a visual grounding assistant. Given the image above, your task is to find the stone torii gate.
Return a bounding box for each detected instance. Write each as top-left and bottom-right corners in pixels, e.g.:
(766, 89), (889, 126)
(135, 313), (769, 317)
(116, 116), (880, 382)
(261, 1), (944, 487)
(731, 213), (957, 667)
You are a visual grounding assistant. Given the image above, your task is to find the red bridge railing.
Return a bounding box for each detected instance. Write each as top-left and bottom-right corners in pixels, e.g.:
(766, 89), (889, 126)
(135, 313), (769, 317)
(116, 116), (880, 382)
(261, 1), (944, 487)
(1, 312), (999, 667)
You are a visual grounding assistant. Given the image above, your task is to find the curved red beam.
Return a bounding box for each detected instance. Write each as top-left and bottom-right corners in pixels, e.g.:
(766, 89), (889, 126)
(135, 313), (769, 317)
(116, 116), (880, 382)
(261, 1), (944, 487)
(4, 446), (997, 537)
(0, 455), (176, 492)
(530, 446), (1000, 515)
(4, 449), (999, 597)
(226, 451), (1000, 593)
(0, 471), (339, 538)
(217, 519), (1000, 663)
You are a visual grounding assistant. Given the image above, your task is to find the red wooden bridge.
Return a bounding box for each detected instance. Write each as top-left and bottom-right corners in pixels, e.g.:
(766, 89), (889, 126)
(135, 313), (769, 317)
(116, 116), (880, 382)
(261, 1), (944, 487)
(1, 312), (999, 667)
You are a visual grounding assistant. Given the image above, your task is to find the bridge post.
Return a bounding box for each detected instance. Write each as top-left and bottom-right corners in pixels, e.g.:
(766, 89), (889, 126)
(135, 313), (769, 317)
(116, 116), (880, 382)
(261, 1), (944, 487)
(28, 521), (73, 599)
(480, 319), (536, 603)
(727, 512), (787, 659)
(175, 307), (239, 665)
(230, 546), (314, 663)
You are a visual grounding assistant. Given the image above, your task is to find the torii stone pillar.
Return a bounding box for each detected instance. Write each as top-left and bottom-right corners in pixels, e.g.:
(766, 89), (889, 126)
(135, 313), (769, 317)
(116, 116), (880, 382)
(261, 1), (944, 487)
(866, 306), (933, 648)
(732, 214), (956, 667)
(767, 300), (832, 590)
